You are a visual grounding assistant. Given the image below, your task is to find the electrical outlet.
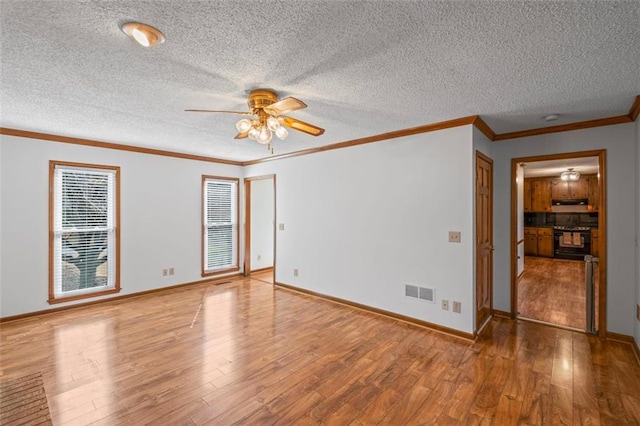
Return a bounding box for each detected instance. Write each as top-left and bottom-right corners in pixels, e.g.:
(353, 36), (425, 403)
(442, 299), (449, 311)
(162, 269), (167, 276)
(279, 223), (285, 231)
(453, 301), (461, 313)
(448, 231), (461, 243)
(169, 267), (174, 275)
(293, 268), (298, 277)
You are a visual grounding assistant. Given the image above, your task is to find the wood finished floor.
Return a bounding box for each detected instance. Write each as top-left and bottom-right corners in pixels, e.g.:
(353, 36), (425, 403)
(1, 275), (639, 425)
(517, 256), (598, 330)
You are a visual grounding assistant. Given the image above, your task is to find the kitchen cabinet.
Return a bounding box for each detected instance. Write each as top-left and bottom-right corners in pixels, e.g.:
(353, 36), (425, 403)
(588, 175), (599, 211)
(531, 179), (552, 212)
(537, 228), (554, 257)
(524, 228), (538, 255)
(524, 227), (554, 257)
(591, 229), (599, 257)
(551, 177), (589, 200)
(523, 179), (532, 212)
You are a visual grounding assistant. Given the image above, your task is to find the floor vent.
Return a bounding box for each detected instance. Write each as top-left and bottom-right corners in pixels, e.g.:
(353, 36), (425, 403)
(405, 284), (435, 303)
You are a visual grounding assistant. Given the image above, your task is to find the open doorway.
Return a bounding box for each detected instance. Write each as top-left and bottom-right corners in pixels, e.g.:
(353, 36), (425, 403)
(510, 150), (606, 336)
(244, 175), (276, 284)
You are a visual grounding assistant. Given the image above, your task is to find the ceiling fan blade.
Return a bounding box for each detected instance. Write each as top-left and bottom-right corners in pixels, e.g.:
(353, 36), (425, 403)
(281, 116), (325, 136)
(264, 97), (307, 115)
(185, 109), (253, 116)
(234, 131), (248, 139)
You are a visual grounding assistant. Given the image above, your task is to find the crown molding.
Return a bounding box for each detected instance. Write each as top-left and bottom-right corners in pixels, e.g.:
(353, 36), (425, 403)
(472, 116), (496, 140)
(492, 115), (632, 141)
(0, 127), (243, 166)
(242, 116), (479, 166)
(628, 95), (640, 121)
(3, 95), (638, 165)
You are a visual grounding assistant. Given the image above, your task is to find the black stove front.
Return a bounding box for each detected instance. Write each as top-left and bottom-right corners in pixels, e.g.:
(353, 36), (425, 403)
(553, 227), (591, 260)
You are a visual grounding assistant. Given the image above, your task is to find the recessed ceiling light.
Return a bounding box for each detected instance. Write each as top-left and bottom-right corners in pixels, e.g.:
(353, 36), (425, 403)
(122, 22), (165, 47)
(543, 114), (559, 122)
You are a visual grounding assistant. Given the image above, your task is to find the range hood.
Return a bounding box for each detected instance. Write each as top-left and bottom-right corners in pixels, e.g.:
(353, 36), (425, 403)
(552, 198), (588, 206)
(551, 198), (589, 212)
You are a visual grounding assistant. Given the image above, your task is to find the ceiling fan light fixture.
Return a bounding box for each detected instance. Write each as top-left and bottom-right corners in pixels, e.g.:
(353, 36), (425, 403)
(267, 116), (281, 131)
(257, 127), (272, 145)
(560, 168), (580, 181)
(236, 118), (252, 133)
(275, 126), (288, 140)
(122, 22), (165, 47)
(248, 127), (260, 140)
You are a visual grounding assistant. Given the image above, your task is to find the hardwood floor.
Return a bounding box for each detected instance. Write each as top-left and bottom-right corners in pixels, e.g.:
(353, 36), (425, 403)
(1, 275), (638, 425)
(517, 256), (598, 330)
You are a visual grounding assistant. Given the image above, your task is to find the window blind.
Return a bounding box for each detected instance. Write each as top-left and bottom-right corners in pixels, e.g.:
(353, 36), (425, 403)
(204, 178), (238, 272)
(53, 165), (116, 298)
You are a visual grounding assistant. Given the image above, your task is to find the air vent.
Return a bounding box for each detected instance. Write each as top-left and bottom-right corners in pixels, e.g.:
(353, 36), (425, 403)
(405, 284), (419, 298)
(405, 284), (435, 303)
(419, 287), (434, 302)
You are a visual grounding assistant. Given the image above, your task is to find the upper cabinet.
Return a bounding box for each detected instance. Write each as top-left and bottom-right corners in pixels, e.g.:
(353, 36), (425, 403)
(587, 175), (599, 212)
(531, 179), (552, 212)
(551, 178), (588, 200)
(523, 179), (532, 212)
(524, 174), (598, 213)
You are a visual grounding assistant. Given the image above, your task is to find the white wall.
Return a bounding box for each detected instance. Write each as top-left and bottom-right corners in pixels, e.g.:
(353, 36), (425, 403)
(0, 135), (243, 317)
(492, 122), (637, 335)
(249, 178), (274, 270)
(246, 125), (477, 333)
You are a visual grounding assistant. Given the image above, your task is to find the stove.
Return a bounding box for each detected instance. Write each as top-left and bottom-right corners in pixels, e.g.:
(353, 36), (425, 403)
(553, 226), (592, 231)
(553, 227), (591, 260)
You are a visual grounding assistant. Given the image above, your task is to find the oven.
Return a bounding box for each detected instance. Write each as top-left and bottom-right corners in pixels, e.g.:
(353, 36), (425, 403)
(553, 226), (591, 260)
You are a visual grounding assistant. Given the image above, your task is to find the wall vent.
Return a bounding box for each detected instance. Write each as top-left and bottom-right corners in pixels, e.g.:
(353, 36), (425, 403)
(405, 284), (419, 298)
(419, 287), (434, 302)
(405, 284), (435, 303)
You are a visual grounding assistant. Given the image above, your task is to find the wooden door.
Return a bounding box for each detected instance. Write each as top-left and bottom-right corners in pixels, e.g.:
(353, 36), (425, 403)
(476, 152), (493, 331)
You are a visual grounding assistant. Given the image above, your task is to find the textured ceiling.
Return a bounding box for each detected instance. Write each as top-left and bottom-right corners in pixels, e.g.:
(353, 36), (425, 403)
(1, 1), (639, 162)
(523, 157), (599, 178)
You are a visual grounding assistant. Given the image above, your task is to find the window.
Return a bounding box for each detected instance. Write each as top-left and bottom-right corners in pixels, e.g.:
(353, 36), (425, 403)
(49, 161), (120, 303)
(203, 176), (239, 276)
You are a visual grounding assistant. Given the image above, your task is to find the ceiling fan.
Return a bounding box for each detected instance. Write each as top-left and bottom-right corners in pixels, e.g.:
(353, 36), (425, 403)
(185, 89), (324, 150)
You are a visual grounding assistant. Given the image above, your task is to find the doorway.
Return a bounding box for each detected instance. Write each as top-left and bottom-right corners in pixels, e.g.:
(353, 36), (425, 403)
(244, 175), (276, 284)
(510, 150), (606, 336)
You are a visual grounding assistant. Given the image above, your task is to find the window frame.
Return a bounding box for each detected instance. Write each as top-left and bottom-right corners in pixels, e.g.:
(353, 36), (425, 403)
(202, 175), (240, 277)
(48, 160), (121, 304)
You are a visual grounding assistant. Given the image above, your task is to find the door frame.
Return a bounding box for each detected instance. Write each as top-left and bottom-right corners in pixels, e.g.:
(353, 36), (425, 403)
(244, 174), (276, 279)
(476, 151), (494, 332)
(509, 149), (607, 337)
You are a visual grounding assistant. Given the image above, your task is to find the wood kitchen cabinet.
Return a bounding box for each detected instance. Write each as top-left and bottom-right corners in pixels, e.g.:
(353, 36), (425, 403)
(591, 228), (599, 257)
(524, 228), (538, 255)
(531, 179), (552, 212)
(551, 178), (589, 200)
(524, 227), (554, 257)
(523, 179), (532, 212)
(588, 175), (599, 211)
(537, 228), (554, 257)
